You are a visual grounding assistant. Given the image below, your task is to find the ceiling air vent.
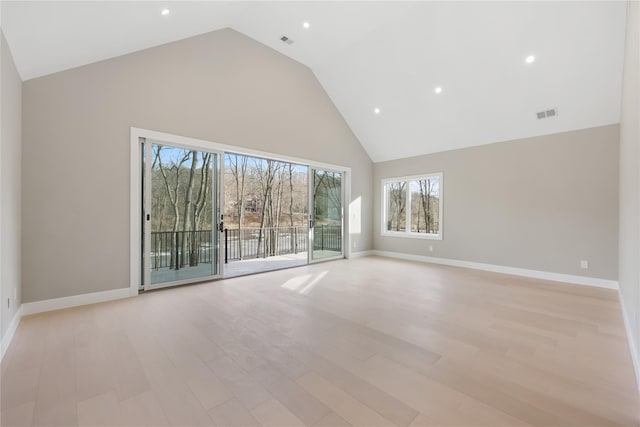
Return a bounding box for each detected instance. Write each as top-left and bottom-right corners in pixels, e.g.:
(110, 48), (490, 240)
(280, 36), (294, 45)
(536, 108), (558, 120)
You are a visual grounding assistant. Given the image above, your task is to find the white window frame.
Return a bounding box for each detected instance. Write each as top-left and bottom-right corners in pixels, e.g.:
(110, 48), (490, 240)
(381, 173), (443, 240)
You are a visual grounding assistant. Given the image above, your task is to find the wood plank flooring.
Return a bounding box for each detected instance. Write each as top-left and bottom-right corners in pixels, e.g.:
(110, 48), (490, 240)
(1, 256), (638, 426)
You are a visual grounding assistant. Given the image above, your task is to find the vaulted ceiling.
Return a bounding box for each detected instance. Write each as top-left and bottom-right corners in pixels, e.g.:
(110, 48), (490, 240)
(1, 1), (628, 162)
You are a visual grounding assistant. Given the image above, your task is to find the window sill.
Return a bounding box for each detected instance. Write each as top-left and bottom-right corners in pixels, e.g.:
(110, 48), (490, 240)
(381, 231), (442, 240)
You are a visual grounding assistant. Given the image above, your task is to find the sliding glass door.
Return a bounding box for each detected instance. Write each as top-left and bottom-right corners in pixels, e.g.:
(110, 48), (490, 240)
(142, 139), (222, 290)
(136, 132), (348, 290)
(310, 168), (344, 261)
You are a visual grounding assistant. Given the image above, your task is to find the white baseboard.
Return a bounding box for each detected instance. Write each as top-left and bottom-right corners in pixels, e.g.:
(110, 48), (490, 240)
(349, 250), (374, 259)
(1, 306), (22, 361)
(368, 250), (619, 290)
(619, 292), (640, 393)
(22, 288), (132, 316)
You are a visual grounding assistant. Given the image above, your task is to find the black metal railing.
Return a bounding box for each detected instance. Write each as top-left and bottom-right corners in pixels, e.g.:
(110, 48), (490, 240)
(151, 225), (342, 270)
(150, 230), (212, 270)
(224, 226), (308, 262)
(312, 225), (342, 252)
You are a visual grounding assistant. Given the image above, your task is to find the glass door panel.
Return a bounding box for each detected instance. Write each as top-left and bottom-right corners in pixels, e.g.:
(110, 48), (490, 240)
(145, 142), (220, 288)
(311, 169), (343, 261)
(222, 153), (309, 277)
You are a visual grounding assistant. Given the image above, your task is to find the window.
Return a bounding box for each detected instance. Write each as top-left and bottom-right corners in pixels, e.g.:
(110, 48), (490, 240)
(382, 173), (443, 239)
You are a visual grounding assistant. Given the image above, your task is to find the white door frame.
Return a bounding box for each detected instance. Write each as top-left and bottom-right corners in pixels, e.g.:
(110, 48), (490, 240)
(130, 127), (351, 295)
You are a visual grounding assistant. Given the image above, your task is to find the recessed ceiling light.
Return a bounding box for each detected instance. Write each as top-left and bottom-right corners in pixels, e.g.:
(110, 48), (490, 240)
(434, 87), (442, 94)
(525, 55), (535, 64)
(161, 8), (170, 16)
(374, 108), (381, 115)
(303, 21), (310, 29)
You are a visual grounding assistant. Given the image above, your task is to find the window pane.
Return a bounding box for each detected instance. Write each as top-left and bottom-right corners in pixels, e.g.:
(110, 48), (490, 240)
(410, 178), (440, 234)
(386, 182), (406, 232)
(313, 169), (343, 260)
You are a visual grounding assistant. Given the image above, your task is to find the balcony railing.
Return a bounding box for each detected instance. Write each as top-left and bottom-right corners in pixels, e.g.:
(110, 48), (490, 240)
(224, 226), (307, 262)
(312, 224), (342, 253)
(150, 225), (342, 270)
(150, 230), (213, 270)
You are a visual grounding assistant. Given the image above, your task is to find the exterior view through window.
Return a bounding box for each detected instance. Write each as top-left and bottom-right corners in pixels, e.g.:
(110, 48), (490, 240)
(312, 169), (343, 259)
(223, 153), (309, 276)
(149, 144), (217, 285)
(140, 136), (346, 290)
(382, 173), (442, 239)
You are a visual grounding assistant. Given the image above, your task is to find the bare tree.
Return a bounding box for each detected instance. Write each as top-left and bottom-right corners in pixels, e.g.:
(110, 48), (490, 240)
(288, 164), (295, 227)
(387, 182), (406, 231)
(255, 159), (281, 257)
(190, 152), (212, 265)
(177, 151), (198, 266)
(417, 179), (437, 233)
(194, 152), (212, 230)
(229, 154), (246, 223)
(155, 146), (191, 268)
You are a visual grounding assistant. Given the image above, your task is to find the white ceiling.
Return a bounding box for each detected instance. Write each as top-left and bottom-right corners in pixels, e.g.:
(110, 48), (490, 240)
(1, 1), (628, 162)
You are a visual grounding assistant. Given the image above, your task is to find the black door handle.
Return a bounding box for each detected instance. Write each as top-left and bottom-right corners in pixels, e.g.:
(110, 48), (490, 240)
(218, 222), (224, 232)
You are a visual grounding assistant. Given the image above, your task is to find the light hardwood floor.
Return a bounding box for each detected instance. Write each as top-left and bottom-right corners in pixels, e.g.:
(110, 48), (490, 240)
(1, 256), (639, 426)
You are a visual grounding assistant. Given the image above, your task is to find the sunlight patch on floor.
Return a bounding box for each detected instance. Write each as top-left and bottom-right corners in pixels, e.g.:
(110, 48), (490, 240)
(281, 271), (328, 294)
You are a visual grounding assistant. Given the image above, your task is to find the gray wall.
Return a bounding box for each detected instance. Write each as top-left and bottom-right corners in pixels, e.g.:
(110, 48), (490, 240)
(374, 125), (619, 280)
(619, 0), (639, 379)
(22, 28), (373, 303)
(1, 31), (22, 339)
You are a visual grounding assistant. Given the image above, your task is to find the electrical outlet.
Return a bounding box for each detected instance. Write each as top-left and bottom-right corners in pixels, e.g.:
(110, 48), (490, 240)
(429, 245), (433, 252)
(580, 260), (589, 269)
